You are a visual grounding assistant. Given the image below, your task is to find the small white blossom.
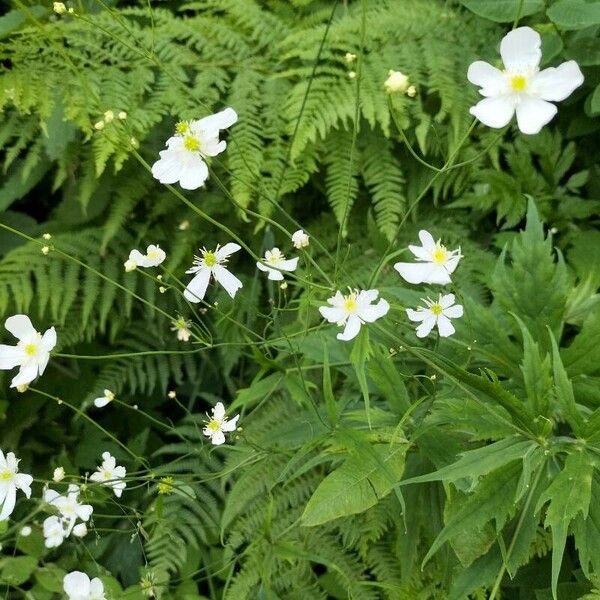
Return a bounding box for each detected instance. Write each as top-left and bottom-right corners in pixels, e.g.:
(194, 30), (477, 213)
(94, 121), (104, 131)
(53, 467), (65, 482)
(103, 110), (114, 123)
(406, 293), (463, 338)
(203, 402), (239, 446)
(44, 484), (93, 537)
(16, 384), (28, 393)
(127, 244), (166, 269)
(184, 243), (243, 302)
(171, 318), (192, 342)
(20, 526), (32, 536)
(43, 515), (65, 548)
(72, 522), (88, 537)
(468, 27), (584, 135)
(90, 452), (126, 498)
(407, 85), (417, 97)
(63, 571), (106, 600)
(0, 451), (32, 521)
(118, 111), (127, 120)
(345, 52), (357, 63)
(124, 259), (137, 272)
(394, 230), (461, 285)
(151, 108), (238, 190)
(384, 70), (410, 93)
(0, 315), (56, 388)
(291, 229), (309, 249)
(41, 245), (50, 255)
(348, 71), (356, 79)
(256, 248), (299, 281)
(53, 2), (66, 14)
(319, 289), (389, 342)
(94, 389), (114, 408)
(42, 233), (52, 240)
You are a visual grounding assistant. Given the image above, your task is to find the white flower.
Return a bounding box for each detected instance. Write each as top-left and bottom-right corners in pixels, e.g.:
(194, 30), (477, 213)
(118, 111), (127, 120)
(406, 293), (464, 338)
(103, 110), (114, 123)
(184, 243), (243, 303)
(394, 230), (461, 285)
(127, 244), (166, 269)
(53, 467), (65, 482)
(90, 452), (126, 498)
(94, 389), (114, 408)
(72, 522), (88, 537)
(53, 2), (66, 14)
(0, 451), (32, 521)
(319, 289), (390, 342)
(63, 571), (106, 600)
(345, 52), (357, 63)
(0, 315), (56, 388)
(468, 26), (584, 135)
(291, 229), (310, 249)
(384, 70), (410, 93)
(43, 515), (65, 548)
(203, 402), (239, 446)
(44, 484), (93, 536)
(151, 108), (238, 190)
(256, 248), (299, 281)
(20, 526), (32, 536)
(171, 318), (192, 342)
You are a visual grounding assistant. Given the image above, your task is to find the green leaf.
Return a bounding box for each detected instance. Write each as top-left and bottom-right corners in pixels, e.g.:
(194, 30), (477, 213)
(459, 0), (544, 23)
(590, 83), (600, 116)
(573, 475), (600, 578)
(301, 443), (407, 526)
(349, 327), (372, 426)
(0, 6), (46, 39)
(547, 0), (600, 30)
(536, 451), (593, 600)
(0, 555), (37, 586)
(35, 565), (66, 593)
(402, 437), (535, 487)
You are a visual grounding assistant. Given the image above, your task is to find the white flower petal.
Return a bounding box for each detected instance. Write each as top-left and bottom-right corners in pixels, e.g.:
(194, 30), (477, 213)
(418, 230), (436, 251)
(279, 257), (299, 271)
(212, 264), (243, 298)
(337, 314), (362, 341)
(179, 159), (209, 190)
(439, 293), (456, 309)
(467, 61), (507, 96)
(532, 61), (584, 102)
(5, 315), (36, 341)
(444, 304), (464, 319)
(213, 402), (225, 421)
(10, 363), (38, 388)
(14, 473), (33, 497)
(89, 578), (105, 598)
(319, 305), (347, 324)
(393, 262), (429, 284)
(0, 345), (23, 370)
(201, 138), (227, 157)
(0, 485), (16, 521)
(406, 308), (428, 322)
(416, 316), (437, 338)
(184, 269), (212, 303)
(40, 327), (57, 353)
(359, 299), (389, 322)
(515, 97), (557, 135)
(151, 150), (184, 184)
(210, 430), (226, 445)
(215, 243), (242, 261)
(196, 107), (238, 132)
(221, 414), (239, 432)
(436, 315), (456, 337)
(64, 572), (91, 597)
(94, 397), (110, 408)
(500, 26), (541, 70)
(470, 96), (515, 129)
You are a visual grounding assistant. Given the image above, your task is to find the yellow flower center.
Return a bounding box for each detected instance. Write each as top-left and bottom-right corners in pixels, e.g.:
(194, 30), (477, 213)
(0, 470), (14, 481)
(203, 252), (217, 267)
(183, 135), (201, 152)
(510, 75), (527, 92)
(102, 469), (112, 480)
(344, 297), (358, 313)
(431, 303), (443, 316)
(432, 247), (447, 264)
(207, 419), (220, 432)
(158, 476), (174, 495)
(147, 249), (161, 260)
(175, 121), (189, 135)
(24, 343), (38, 356)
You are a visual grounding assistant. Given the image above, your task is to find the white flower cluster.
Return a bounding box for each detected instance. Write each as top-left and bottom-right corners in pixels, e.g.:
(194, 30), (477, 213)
(63, 571), (106, 600)
(43, 484), (93, 547)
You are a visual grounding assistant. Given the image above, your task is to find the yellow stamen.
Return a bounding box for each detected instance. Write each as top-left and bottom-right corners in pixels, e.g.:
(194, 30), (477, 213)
(344, 298), (358, 313)
(432, 247), (447, 264)
(431, 304), (443, 316)
(203, 252), (217, 267)
(24, 344), (37, 356)
(207, 419), (220, 432)
(183, 135), (200, 152)
(175, 121), (189, 135)
(0, 470), (14, 481)
(510, 75), (527, 92)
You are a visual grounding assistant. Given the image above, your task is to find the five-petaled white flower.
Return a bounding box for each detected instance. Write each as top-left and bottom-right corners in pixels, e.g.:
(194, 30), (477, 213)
(406, 293), (463, 338)
(90, 452), (126, 498)
(256, 248), (299, 281)
(44, 484), (93, 537)
(0, 315), (56, 388)
(291, 230), (310, 249)
(203, 402), (239, 446)
(468, 26), (584, 135)
(319, 289), (390, 342)
(184, 243), (243, 302)
(94, 389), (115, 408)
(63, 571), (106, 600)
(0, 450), (32, 521)
(171, 317), (192, 342)
(151, 108), (238, 190)
(127, 244), (166, 268)
(384, 70), (410, 93)
(394, 230), (461, 285)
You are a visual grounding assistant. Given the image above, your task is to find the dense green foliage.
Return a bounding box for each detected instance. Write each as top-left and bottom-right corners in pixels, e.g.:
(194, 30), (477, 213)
(1, 0), (600, 598)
